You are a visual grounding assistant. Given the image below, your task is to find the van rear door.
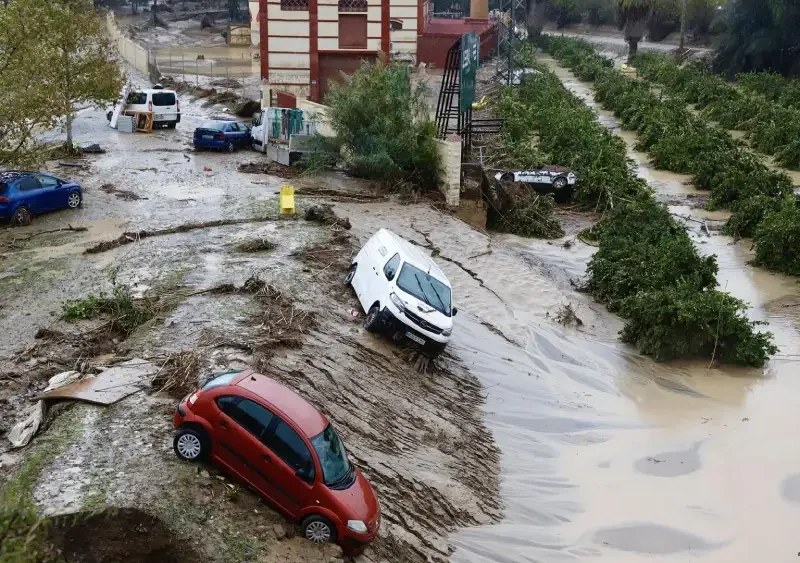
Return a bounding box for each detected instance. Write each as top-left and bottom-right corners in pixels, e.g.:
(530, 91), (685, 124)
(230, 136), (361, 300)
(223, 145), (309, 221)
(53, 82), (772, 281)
(151, 91), (178, 122)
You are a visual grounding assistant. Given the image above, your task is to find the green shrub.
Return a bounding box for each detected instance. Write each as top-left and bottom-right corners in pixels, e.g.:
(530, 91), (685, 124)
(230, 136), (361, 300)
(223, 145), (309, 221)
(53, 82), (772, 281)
(752, 199), (800, 276)
(722, 195), (782, 238)
(61, 285), (157, 335)
(323, 58), (440, 190)
(618, 282), (777, 366)
(586, 198), (718, 309)
(0, 498), (57, 563)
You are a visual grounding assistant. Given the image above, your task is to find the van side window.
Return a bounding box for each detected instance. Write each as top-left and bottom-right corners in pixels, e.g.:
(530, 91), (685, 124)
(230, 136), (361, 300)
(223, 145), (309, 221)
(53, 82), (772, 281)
(383, 253), (401, 280)
(127, 91), (147, 105)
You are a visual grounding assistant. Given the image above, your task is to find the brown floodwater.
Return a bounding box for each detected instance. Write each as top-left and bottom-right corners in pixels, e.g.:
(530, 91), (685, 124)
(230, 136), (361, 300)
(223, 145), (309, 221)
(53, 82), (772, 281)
(437, 57), (800, 563)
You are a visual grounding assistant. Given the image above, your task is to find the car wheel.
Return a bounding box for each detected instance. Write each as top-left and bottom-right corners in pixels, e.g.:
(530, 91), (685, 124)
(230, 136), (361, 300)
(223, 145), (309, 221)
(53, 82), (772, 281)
(167, 122), (177, 129)
(173, 427), (208, 462)
(301, 515), (337, 544)
(227, 142), (235, 153)
(67, 191), (82, 209)
(553, 177), (568, 189)
(12, 206), (31, 226)
(363, 305), (382, 333)
(106, 110), (113, 122)
(343, 264), (357, 286)
(501, 172), (515, 182)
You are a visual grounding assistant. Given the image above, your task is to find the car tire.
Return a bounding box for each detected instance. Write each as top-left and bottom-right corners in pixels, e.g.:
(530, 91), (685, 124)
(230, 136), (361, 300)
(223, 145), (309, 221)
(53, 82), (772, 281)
(106, 110), (113, 122)
(553, 176), (568, 190)
(67, 191), (82, 209)
(501, 172), (515, 182)
(301, 515), (337, 544)
(343, 264), (357, 286)
(227, 142), (235, 153)
(167, 121), (177, 129)
(12, 206), (31, 226)
(173, 427), (209, 462)
(363, 305), (382, 333)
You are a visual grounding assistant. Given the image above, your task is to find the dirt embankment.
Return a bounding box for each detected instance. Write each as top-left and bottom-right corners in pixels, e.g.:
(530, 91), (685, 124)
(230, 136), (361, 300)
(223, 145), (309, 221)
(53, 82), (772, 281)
(1, 207), (501, 563)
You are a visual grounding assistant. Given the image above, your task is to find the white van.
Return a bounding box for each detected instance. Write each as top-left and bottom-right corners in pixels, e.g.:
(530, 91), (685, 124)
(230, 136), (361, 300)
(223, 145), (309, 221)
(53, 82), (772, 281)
(345, 229), (457, 357)
(124, 88), (181, 128)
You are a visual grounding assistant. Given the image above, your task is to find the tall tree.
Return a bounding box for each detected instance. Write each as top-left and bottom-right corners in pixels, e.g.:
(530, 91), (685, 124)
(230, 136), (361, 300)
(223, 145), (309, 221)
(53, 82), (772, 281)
(618, 0), (652, 61)
(714, 0), (800, 76)
(526, 0), (547, 40)
(41, 0), (123, 149)
(0, 0), (61, 165)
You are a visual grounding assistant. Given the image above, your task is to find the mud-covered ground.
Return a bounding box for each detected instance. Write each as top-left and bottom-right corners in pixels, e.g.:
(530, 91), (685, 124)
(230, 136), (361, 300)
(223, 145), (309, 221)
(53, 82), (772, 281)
(4, 53), (800, 563)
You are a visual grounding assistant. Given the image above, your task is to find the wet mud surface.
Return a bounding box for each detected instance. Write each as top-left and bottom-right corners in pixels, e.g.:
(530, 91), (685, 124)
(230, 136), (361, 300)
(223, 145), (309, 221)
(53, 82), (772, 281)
(3, 57), (800, 563)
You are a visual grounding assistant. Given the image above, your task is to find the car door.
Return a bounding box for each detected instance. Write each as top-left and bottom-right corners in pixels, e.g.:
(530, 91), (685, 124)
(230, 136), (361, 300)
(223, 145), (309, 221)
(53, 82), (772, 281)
(213, 396), (305, 515)
(15, 176), (48, 213)
(35, 174), (66, 209)
(228, 122), (242, 147)
(260, 417), (317, 516)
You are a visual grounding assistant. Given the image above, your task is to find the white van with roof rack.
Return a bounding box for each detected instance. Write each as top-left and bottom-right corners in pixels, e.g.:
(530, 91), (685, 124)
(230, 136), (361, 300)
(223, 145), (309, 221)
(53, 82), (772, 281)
(345, 229), (457, 357)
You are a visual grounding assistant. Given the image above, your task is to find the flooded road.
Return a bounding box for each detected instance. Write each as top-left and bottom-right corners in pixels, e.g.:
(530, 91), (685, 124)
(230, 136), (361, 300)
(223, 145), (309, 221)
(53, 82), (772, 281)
(429, 55), (800, 563)
(2, 58), (800, 563)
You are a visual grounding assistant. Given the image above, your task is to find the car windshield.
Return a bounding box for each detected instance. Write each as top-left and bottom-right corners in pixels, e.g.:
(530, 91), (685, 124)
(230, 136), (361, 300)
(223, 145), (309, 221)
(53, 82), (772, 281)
(396, 263), (452, 316)
(201, 370), (241, 390)
(200, 121), (226, 131)
(310, 424), (350, 486)
(152, 92), (176, 106)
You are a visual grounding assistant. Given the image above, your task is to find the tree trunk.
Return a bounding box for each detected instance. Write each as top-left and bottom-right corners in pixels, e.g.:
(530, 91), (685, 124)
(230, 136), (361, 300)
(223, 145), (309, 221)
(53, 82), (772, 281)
(65, 112), (74, 151)
(624, 19), (647, 63)
(526, 0), (546, 40)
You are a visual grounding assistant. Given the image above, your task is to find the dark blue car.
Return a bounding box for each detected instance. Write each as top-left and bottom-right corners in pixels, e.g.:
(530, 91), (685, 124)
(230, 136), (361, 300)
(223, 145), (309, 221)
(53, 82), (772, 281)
(193, 120), (251, 152)
(0, 171), (83, 225)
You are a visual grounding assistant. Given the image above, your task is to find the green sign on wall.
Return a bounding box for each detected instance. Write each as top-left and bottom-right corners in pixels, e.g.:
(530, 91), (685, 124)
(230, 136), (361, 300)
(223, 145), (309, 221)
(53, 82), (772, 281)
(459, 30), (479, 114)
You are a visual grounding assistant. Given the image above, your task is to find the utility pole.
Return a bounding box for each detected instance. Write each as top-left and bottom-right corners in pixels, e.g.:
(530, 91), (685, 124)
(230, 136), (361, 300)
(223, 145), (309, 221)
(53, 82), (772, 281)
(678, 0), (688, 53)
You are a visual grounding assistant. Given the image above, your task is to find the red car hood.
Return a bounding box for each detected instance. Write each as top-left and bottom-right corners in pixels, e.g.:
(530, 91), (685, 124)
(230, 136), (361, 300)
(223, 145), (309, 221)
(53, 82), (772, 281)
(328, 468), (380, 529)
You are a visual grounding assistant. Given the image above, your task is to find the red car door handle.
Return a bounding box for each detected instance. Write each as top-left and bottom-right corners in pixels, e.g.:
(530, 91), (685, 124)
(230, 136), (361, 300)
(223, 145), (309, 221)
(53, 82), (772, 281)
(262, 454), (272, 463)
(220, 420), (229, 430)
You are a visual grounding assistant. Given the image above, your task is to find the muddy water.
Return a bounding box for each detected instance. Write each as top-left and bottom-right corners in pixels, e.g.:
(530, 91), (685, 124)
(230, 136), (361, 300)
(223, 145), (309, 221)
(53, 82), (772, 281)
(401, 57), (800, 563)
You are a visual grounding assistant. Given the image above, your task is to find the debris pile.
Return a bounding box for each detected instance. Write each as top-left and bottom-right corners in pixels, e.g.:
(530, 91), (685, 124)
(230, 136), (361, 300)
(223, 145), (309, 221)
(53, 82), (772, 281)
(304, 204), (352, 230)
(238, 161), (298, 178)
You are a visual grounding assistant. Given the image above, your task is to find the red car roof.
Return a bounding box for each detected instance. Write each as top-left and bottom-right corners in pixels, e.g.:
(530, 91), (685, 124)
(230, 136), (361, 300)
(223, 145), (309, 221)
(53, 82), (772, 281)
(236, 371), (328, 437)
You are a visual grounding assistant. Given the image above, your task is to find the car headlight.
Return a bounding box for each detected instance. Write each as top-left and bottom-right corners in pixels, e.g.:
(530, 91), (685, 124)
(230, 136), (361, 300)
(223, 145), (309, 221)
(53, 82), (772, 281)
(441, 326), (452, 337)
(347, 520), (368, 534)
(389, 292), (406, 312)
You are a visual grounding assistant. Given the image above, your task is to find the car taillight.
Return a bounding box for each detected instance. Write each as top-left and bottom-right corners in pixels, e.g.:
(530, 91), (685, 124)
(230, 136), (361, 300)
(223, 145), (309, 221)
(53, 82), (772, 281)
(176, 100), (180, 112)
(0, 197), (9, 203)
(148, 101), (153, 112)
(215, 133), (225, 140)
(188, 392), (199, 405)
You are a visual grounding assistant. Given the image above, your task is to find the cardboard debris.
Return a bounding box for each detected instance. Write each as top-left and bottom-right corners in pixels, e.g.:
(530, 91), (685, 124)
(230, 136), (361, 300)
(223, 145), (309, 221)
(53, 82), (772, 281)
(8, 370), (83, 448)
(32, 359), (158, 406)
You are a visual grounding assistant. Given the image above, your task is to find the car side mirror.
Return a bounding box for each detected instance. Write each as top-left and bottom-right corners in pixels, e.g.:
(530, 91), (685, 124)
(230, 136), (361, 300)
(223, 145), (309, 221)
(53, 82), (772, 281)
(452, 307), (458, 316)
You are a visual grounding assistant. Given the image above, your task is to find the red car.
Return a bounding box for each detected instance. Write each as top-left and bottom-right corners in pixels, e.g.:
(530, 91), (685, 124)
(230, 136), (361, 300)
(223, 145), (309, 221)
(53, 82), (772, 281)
(173, 369), (380, 554)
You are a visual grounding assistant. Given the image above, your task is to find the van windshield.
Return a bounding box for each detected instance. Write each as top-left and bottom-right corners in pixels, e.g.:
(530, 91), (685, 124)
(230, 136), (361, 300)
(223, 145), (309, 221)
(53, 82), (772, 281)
(152, 92), (176, 106)
(396, 263), (452, 316)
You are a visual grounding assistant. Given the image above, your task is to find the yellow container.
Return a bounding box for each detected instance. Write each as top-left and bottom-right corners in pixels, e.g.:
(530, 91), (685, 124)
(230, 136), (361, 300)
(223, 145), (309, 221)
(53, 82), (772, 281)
(280, 185), (295, 215)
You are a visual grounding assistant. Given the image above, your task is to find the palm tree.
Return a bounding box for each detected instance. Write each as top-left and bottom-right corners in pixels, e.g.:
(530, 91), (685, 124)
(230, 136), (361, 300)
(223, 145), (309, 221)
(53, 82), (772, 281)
(526, 0), (547, 40)
(618, 0), (652, 61)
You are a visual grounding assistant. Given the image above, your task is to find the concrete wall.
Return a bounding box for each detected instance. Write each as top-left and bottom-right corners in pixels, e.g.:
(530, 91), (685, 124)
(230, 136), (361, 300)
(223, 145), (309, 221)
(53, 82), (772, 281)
(389, 0), (418, 57)
(250, 1), (260, 45)
(436, 135), (461, 207)
(106, 13), (150, 75)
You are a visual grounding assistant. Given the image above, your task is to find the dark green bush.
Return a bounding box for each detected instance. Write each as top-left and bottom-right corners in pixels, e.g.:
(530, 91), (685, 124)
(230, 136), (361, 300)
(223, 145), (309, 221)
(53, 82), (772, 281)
(752, 199), (800, 276)
(618, 282), (777, 366)
(323, 58), (440, 190)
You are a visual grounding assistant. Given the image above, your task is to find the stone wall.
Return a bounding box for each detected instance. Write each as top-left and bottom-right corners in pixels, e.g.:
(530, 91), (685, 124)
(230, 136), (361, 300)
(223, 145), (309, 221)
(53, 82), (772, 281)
(436, 135), (462, 208)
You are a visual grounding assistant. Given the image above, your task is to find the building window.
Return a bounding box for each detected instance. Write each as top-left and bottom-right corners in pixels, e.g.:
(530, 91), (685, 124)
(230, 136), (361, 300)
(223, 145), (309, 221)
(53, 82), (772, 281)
(281, 0), (308, 11)
(339, 14), (368, 48)
(390, 18), (403, 30)
(338, 0), (367, 12)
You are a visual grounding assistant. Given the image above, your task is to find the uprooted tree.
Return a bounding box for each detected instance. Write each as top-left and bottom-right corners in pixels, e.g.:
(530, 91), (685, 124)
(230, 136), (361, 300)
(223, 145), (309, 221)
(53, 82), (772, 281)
(322, 56), (441, 191)
(0, 0), (123, 165)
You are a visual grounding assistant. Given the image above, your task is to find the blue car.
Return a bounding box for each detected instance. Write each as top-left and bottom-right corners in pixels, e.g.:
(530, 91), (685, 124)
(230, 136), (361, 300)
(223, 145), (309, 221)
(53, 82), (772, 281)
(0, 171), (83, 225)
(193, 120), (251, 152)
